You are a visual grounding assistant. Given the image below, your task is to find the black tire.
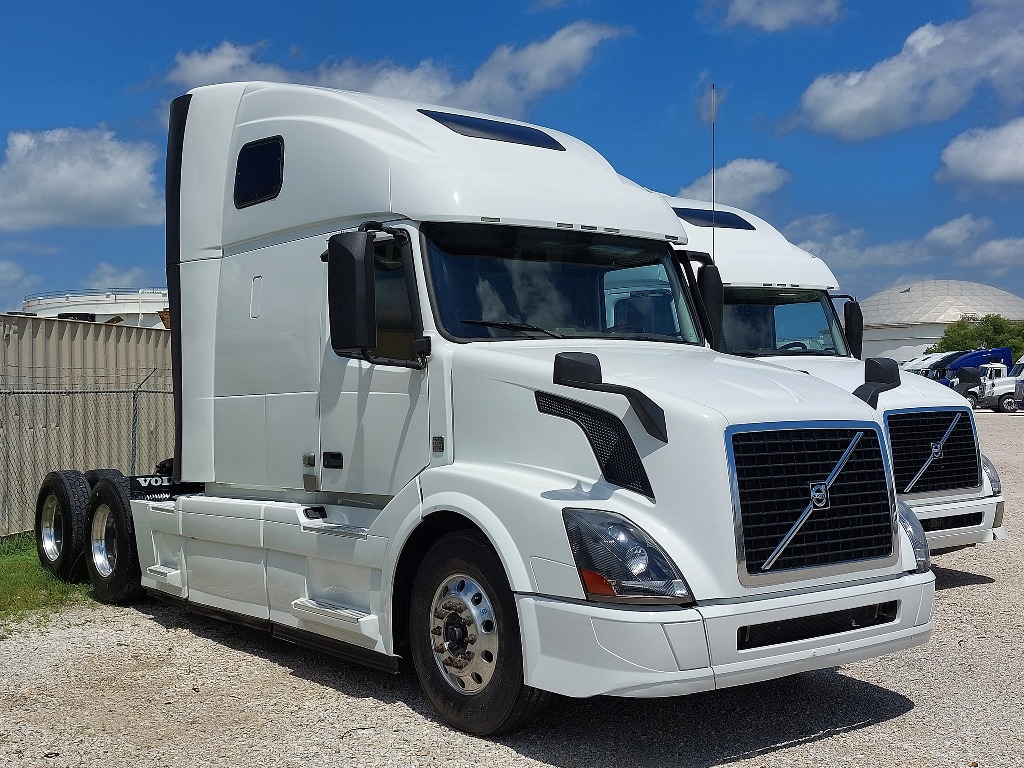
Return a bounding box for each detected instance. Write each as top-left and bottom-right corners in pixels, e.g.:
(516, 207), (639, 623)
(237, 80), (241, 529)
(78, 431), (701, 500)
(409, 531), (552, 736)
(85, 477), (144, 604)
(35, 470), (91, 581)
(966, 393), (978, 409)
(997, 394), (1018, 414)
(84, 468), (125, 488)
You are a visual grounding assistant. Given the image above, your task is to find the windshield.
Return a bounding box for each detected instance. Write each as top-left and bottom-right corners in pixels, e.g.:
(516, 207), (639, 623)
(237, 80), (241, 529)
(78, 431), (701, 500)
(721, 287), (848, 357)
(422, 223), (702, 344)
(1010, 363), (1023, 377)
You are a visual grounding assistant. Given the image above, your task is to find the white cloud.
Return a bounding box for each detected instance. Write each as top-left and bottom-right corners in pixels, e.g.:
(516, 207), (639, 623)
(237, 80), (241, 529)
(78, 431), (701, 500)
(0, 127), (163, 232)
(783, 210), (1024, 296)
(164, 23), (624, 119)
(924, 214), (992, 248)
(938, 117), (1024, 186)
(790, 0), (1024, 139)
(83, 262), (152, 290)
(959, 237), (1024, 267)
(705, 0), (842, 32)
(676, 158), (790, 209)
(0, 259), (43, 312)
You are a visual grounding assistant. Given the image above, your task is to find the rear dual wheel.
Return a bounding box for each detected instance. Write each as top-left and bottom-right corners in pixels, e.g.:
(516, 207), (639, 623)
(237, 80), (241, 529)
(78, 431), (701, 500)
(35, 471), (91, 581)
(409, 531), (552, 736)
(85, 477), (143, 604)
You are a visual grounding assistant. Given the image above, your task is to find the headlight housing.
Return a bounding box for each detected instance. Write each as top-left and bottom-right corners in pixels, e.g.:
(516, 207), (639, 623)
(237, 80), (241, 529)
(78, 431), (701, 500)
(981, 453), (1002, 496)
(897, 500), (931, 574)
(562, 508), (694, 606)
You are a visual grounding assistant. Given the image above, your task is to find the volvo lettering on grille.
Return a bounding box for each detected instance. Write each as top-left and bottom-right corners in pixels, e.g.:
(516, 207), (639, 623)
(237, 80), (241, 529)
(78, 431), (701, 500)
(903, 412), (961, 494)
(761, 431), (864, 572)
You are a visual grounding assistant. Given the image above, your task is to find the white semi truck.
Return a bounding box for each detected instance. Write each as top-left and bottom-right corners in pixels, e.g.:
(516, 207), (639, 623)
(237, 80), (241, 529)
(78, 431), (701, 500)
(664, 196), (1005, 553)
(35, 83), (934, 735)
(977, 355), (1024, 413)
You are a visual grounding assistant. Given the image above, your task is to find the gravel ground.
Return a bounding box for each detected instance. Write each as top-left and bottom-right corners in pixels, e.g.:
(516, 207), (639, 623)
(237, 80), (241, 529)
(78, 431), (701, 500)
(2, 411), (1022, 768)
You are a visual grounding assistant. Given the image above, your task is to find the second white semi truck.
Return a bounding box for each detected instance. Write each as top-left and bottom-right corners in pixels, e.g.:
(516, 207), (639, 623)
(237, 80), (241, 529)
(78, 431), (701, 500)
(665, 195), (1005, 553)
(36, 83), (934, 735)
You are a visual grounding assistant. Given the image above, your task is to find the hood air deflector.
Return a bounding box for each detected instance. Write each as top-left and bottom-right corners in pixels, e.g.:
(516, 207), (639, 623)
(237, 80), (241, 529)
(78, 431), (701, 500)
(852, 357), (901, 409)
(553, 352), (668, 443)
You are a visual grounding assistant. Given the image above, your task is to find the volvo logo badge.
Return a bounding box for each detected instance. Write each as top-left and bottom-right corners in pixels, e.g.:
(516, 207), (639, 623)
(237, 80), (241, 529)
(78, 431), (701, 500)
(903, 412), (962, 494)
(809, 482), (830, 509)
(760, 431), (865, 572)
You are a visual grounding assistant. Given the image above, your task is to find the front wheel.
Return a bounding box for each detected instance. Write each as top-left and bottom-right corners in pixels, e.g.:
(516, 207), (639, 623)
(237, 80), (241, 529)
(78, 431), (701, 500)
(966, 393), (978, 409)
(85, 477), (143, 604)
(997, 394), (1018, 413)
(409, 531), (552, 735)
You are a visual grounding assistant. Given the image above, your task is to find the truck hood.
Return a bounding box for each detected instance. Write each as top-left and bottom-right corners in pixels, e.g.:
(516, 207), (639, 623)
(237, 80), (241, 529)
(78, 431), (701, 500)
(754, 355), (972, 411)
(477, 341), (883, 426)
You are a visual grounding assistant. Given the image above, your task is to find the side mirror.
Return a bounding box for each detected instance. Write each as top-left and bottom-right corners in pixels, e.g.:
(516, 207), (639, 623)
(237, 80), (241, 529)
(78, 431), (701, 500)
(697, 264), (724, 351)
(325, 232), (376, 355)
(844, 300), (864, 360)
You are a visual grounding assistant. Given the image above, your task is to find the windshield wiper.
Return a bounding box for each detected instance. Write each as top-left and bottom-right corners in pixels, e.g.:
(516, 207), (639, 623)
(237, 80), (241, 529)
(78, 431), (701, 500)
(460, 319), (563, 338)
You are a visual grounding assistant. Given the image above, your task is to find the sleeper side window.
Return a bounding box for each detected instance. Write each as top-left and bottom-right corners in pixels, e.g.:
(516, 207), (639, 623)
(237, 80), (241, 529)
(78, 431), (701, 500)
(371, 239), (418, 362)
(233, 136), (284, 208)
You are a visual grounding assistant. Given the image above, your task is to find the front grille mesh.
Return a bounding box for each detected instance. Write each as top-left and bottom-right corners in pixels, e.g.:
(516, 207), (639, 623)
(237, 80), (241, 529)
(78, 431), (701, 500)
(732, 428), (893, 575)
(886, 410), (979, 494)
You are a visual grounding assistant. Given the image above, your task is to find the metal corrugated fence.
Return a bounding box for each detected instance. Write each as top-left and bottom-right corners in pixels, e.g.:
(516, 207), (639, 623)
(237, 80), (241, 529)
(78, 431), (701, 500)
(1, 314), (173, 536)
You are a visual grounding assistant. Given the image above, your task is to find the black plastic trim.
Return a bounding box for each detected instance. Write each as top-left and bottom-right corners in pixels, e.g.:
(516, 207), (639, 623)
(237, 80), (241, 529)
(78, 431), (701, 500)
(853, 357), (901, 409)
(273, 624), (401, 674)
(737, 600), (898, 650)
(165, 93), (191, 482)
(553, 352), (667, 443)
(536, 390), (655, 499)
(145, 591), (400, 674)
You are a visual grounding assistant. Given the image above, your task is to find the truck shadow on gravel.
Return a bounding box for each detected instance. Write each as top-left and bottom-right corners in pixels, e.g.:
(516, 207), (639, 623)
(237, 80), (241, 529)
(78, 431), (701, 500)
(931, 564), (996, 591)
(501, 670), (913, 767)
(133, 597), (914, 767)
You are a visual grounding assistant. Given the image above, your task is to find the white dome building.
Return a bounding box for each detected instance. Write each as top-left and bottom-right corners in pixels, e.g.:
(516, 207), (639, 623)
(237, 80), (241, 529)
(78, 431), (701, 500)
(19, 288), (169, 329)
(861, 279), (1024, 361)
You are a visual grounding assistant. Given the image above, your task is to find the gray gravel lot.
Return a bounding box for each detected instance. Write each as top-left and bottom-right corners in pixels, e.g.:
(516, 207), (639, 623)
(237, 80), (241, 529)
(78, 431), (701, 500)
(2, 411), (1022, 768)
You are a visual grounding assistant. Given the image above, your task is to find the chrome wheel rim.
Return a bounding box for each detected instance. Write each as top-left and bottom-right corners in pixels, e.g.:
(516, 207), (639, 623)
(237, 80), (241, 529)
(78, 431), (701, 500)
(40, 495), (63, 562)
(90, 503), (117, 578)
(428, 574), (499, 694)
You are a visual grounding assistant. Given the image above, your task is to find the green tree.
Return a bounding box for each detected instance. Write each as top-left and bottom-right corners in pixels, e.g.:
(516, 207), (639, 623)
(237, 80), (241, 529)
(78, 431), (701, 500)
(925, 314), (1024, 361)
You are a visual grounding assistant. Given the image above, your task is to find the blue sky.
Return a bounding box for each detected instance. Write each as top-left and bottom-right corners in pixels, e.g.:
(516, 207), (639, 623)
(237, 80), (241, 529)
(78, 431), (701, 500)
(2, 0), (1023, 310)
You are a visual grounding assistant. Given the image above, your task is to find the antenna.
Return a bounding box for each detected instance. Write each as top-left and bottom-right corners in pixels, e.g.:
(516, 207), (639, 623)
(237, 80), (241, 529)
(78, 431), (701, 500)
(711, 82), (716, 262)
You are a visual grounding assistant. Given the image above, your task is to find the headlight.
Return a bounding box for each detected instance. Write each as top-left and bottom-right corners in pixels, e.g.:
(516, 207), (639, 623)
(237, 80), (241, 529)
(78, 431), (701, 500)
(562, 508), (694, 606)
(981, 453), (1002, 496)
(897, 500), (931, 574)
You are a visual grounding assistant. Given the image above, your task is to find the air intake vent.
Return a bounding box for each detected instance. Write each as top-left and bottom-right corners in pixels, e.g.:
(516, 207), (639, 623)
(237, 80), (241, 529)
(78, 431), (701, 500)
(730, 426), (894, 577)
(886, 409), (980, 494)
(536, 391), (653, 498)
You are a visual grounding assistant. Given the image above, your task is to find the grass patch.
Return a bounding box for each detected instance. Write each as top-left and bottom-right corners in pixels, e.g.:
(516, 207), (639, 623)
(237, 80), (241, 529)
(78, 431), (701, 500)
(0, 532), (92, 638)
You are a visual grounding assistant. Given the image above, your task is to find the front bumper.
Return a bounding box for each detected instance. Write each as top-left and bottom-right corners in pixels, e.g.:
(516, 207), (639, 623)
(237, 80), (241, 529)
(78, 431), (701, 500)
(906, 494), (1006, 551)
(518, 570), (934, 698)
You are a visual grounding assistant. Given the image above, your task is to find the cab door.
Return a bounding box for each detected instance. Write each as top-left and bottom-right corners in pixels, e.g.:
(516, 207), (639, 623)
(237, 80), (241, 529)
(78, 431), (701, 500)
(317, 232), (430, 516)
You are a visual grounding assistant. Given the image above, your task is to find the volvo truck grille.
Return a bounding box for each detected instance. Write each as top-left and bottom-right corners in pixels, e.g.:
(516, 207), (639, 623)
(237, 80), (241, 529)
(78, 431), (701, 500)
(886, 409), (980, 494)
(730, 427), (894, 577)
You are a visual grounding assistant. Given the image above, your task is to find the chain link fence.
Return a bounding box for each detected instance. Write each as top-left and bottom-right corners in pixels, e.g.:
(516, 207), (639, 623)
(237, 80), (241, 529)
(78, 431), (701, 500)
(1, 315), (173, 537)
